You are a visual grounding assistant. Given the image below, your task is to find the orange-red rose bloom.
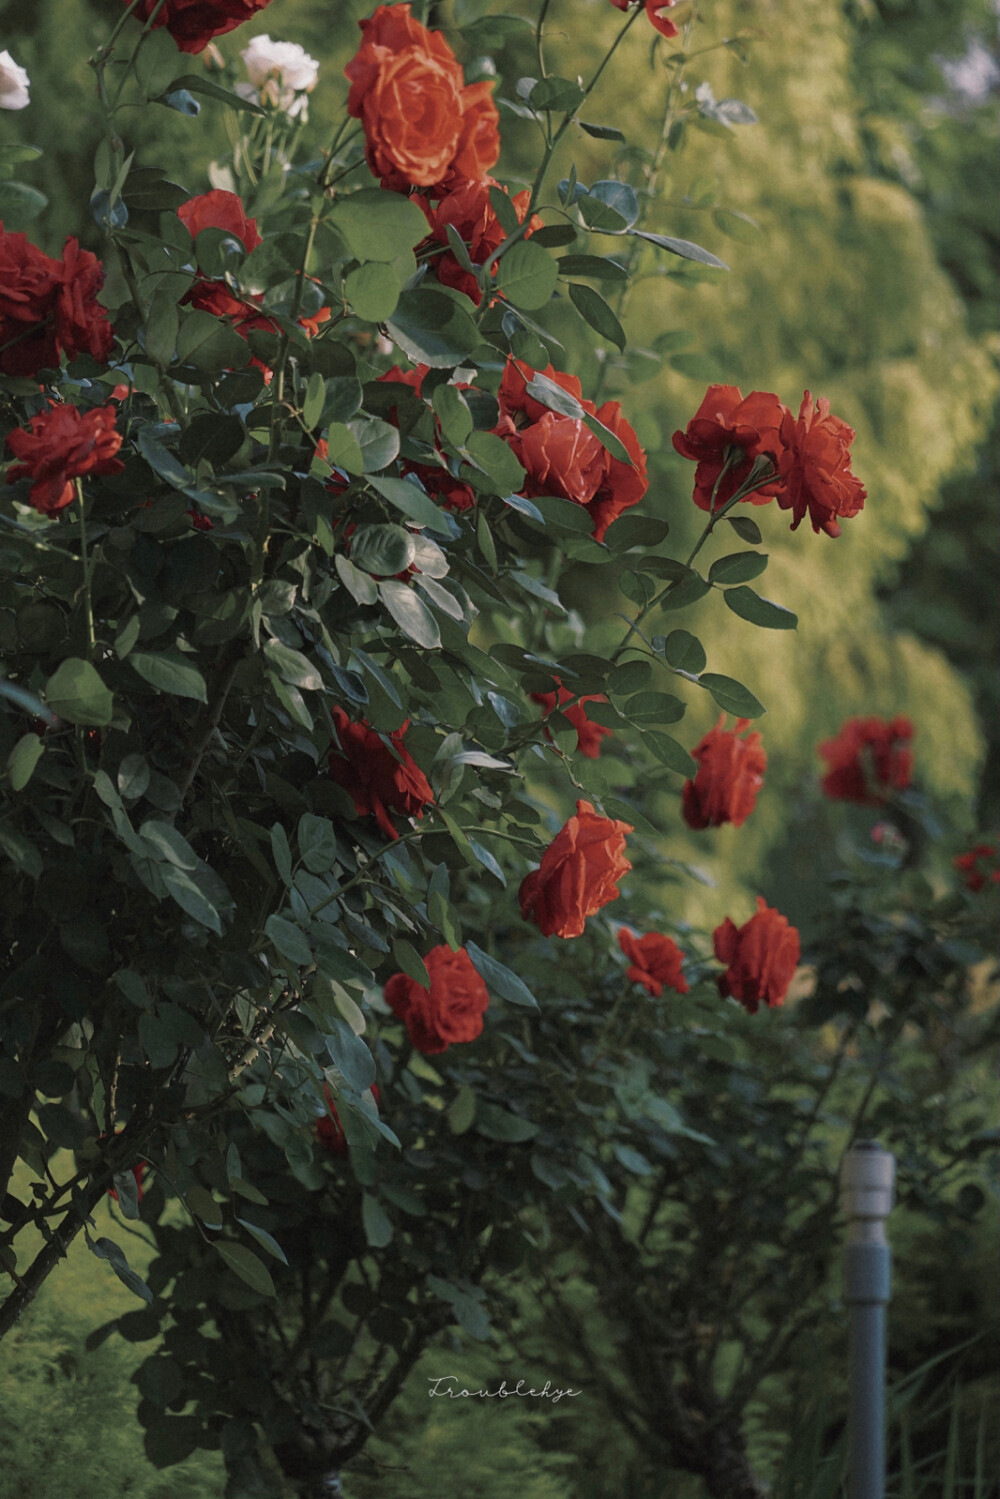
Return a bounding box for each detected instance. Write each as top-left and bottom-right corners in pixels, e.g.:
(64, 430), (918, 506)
(430, 177), (541, 305)
(607, 0), (678, 36)
(6, 404), (124, 515)
(672, 384), (785, 512)
(954, 841), (1000, 893)
(0, 226), (114, 377)
(124, 0), (275, 54)
(345, 4), (499, 191)
(713, 897), (800, 1014)
(818, 715), (914, 804)
(384, 945), (489, 1054)
(316, 1083), (381, 1157)
(177, 189), (261, 252)
(776, 390), (866, 538)
(328, 705), (433, 840)
(500, 361), (648, 542)
(530, 679), (612, 760)
(519, 800), (633, 939)
(682, 715), (767, 830)
(618, 927), (689, 996)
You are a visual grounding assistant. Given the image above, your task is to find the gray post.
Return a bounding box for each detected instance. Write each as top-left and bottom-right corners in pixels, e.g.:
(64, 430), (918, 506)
(841, 1139), (896, 1499)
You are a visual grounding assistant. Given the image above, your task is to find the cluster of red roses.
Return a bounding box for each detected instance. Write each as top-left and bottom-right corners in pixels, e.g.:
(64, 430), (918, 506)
(672, 383), (867, 538)
(344, 7), (551, 309)
(0, 225), (114, 379)
(953, 840), (1000, 894)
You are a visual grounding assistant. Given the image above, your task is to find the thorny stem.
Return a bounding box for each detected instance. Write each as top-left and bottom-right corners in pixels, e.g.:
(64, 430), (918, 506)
(75, 480), (95, 658)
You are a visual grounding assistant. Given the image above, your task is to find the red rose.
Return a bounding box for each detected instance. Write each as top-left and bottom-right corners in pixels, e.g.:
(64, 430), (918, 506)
(328, 705), (434, 840)
(124, 0), (275, 54)
(776, 390), (866, 538)
(6, 404), (124, 515)
(430, 178), (541, 305)
(519, 800), (633, 939)
(500, 361), (648, 542)
(954, 841), (1000, 894)
(586, 399), (649, 542)
(316, 1083), (381, 1157)
(384, 945), (489, 1054)
(345, 3), (499, 192)
(818, 715), (914, 804)
(177, 189), (261, 252)
(617, 927), (689, 996)
(682, 715), (767, 830)
(530, 679), (612, 760)
(0, 226), (113, 377)
(672, 384), (785, 513)
(713, 897), (800, 1014)
(607, 0), (678, 36)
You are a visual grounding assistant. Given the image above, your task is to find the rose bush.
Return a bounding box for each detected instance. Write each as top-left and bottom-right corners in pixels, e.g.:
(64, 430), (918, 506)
(0, 0), (930, 1491)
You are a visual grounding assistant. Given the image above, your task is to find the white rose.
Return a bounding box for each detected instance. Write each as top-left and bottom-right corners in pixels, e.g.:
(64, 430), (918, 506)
(240, 36), (319, 116)
(0, 50), (30, 111)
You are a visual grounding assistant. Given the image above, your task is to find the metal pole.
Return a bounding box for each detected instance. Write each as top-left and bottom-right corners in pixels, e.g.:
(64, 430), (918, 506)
(841, 1139), (896, 1499)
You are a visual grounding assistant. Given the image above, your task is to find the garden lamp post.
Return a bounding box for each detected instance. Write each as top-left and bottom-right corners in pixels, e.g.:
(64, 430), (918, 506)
(841, 1139), (896, 1499)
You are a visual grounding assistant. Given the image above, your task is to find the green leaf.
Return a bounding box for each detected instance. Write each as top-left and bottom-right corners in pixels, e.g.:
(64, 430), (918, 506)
(392, 937), (430, 987)
(475, 1103), (539, 1143)
(172, 73), (266, 115)
(335, 554), (378, 604)
(160, 867), (223, 934)
(350, 524), (415, 577)
(6, 733), (43, 792)
(367, 474), (452, 535)
(497, 240), (558, 311)
(657, 572), (712, 612)
(557, 253), (628, 280)
(530, 75), (585, 111)
(86, 1232), (153, 1304)
(568, 283), (626, 350)
(663, 629), (706, 673)
(629, 229), (729, 269)
(464, 429), (527, 495)
(0, 181), (48, 228)
(265, 914), (313, 969)
(623, 691), (685, 725)
(386, 288), (481, 368)
(465, 940), (537, 1009)
(186, 1184), (223, 1229)
(143, 1419), (200, 1471)
(727, 514), (764, 544)
(302, 372), (326, 430)
(44, 658), (113, 726)
(262, 640), (322, 690)
(433, 384), (474, 447)
(236, 1219), (288, 1265)
(362, 1193), (394, 1247)
(578, 120), (626, 142)
(447, 1084), (477, 1135)
(379, 581), (441, 648)
(176, 309), (251, 372)
(700, 673), (766, 718)
(134, 29), (184, 98)
(347, 415), (401, 473)
(297, 813), (338, 874)
(140, 819), (198, 869)
(323, 422), (365, 476)
(713, 207), (761, 242)
(345, 261), (401, 321)
(215, 1242), (276, 1297)
(723, 586), (798, 630)
(131, 652), (207, 702)
(329, 190), (430, 262)
(644, 732), (696, 773)
(270, 823), (293, 885)
(708, 551), (769, 584)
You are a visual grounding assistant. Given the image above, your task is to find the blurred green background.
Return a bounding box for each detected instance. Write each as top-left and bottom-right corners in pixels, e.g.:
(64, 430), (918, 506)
(0, 0), (996, 1492)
